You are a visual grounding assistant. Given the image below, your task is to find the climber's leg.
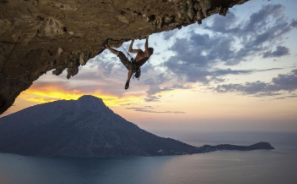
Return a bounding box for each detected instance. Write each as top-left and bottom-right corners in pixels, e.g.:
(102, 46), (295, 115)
(105, 43), (120, 55)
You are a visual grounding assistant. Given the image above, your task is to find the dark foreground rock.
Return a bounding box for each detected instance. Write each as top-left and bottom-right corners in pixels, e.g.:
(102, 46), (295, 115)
(0, 96), (274, 157)
(0, 0), (250, 114)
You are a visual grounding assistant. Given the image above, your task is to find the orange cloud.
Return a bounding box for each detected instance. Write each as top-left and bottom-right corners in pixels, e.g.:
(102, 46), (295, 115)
(19, 83), (145, 106)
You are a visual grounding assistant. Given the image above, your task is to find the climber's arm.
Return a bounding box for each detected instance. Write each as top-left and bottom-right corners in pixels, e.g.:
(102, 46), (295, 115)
(144, 36), (150, 56)
(129, 39), (141, 53)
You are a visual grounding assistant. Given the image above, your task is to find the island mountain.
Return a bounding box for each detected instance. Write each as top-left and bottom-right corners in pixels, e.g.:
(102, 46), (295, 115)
(0, 95), (274, 157)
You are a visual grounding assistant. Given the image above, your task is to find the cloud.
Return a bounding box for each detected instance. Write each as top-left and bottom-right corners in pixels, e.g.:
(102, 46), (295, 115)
(165, 60), (282, 85)
(161, 4), (296, 86)
(274, 94), (297, 100)
(271, 69), (297, 91)
(142, 56), (282, 98)
(263, 46), (290, 58)
(210, 68), (283, 77)
(206, 4), (296, 60)
(144, 95), (160, 102)
(30, 81), (69, 88)
(135, 42), (144, 49)
(204, 4), (295, 36)
(162, 29), (178, 40)
(71, 70), (103, 81)
(126, 106), (184, 114)
(215, 69), (297, 96)
(215, 82), (271, 95)
(166, 33), (232, 67)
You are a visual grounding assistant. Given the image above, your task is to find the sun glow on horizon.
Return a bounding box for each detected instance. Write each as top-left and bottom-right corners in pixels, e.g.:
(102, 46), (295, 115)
(19, 84), (146, 107)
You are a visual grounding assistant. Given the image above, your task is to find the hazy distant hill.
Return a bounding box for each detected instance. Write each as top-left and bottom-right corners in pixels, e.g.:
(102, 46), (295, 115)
(0, 96), (274, 157)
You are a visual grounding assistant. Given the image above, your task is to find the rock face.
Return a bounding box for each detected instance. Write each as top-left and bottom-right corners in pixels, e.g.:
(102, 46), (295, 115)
(0, 0), (249, 114)
(0, 95), (274, 157)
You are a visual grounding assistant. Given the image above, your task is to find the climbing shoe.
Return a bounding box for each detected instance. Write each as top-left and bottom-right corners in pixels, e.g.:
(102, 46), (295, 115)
(125, 82), (129, 90)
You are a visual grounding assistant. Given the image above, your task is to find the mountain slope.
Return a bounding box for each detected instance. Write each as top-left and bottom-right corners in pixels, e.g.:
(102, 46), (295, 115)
(0, 96), (198, 157)
(0, 96), (274, 157)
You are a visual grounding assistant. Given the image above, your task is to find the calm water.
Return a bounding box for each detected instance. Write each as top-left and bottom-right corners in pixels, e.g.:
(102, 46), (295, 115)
(0, 132), (297, 184)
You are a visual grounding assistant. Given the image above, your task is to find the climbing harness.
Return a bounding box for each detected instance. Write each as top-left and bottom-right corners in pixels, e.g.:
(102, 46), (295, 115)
(121, 45), (135, 63)
(121, 45), (141, 80)
(105, 38), (141, 79)
(105, 38), (135, 63)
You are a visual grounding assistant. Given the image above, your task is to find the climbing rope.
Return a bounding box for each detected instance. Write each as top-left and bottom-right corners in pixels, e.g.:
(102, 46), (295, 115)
(121, 45), (135, 63)
(104, 38), (140, 80)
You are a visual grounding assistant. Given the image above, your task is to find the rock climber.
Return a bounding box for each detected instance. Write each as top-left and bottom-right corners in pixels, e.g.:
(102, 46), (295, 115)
(104, 36), (154, 90)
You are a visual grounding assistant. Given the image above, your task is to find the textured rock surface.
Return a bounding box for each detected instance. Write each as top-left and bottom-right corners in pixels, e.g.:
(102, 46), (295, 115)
(0, 0), (249, 114)
(0, 95), (273, 157)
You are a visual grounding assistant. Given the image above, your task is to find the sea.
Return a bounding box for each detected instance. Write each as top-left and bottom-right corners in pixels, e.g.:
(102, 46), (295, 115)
(0, 132), (296, 184)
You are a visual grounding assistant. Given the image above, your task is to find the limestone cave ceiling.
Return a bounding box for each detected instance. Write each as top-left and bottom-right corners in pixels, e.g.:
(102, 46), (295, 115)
(0, 0), (249, 114)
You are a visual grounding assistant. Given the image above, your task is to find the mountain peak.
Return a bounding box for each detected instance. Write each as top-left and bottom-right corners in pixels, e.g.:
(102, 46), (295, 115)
(76, 95), (107, 112)
(78, 95), (103, 102)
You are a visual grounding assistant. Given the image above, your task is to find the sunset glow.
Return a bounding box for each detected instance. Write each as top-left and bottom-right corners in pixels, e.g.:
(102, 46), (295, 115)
(19, 83), (146, 107)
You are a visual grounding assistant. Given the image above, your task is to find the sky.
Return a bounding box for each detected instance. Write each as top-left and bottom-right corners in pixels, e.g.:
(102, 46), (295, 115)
(2, 0), (297, 135)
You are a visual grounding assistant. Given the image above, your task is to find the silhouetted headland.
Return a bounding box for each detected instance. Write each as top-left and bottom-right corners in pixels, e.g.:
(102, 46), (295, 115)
(0, 96), (274, 157)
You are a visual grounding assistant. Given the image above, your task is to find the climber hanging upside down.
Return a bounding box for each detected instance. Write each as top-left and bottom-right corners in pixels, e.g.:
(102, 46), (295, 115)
(105, 36), (154, 90)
